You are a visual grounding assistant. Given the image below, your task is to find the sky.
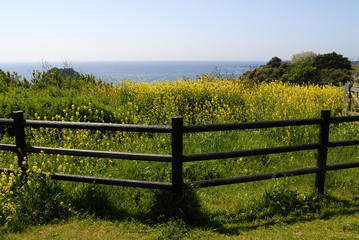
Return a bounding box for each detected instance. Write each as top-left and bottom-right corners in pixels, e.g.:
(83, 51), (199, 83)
(1, 0), (359, 62)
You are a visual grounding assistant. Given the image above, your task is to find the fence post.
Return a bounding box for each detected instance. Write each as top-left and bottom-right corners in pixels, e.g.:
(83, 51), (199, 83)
(12, 111), (28, 176)
(343, 83), (353, 115)
(315, 109), (331, 194)
(171, 116), (183, 202)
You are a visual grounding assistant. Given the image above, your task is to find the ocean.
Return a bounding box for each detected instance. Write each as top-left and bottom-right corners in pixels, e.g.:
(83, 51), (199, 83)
(0, 61), (266, 83)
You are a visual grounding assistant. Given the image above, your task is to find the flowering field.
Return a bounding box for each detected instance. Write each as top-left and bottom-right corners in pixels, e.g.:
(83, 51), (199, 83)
(1, 75), (359, 233)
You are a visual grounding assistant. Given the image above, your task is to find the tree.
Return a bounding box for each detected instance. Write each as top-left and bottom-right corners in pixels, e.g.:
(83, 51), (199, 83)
(0, 70), (22, 86)
(313, 52), (352, 70)
(291, 51), (318, 63)
(281, 60), (317, 84)
(240, 52), (354, 86)
(267, 57), (282, 68)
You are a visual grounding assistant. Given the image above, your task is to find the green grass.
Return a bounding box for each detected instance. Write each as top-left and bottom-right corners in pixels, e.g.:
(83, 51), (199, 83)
(3, 206), (359, 239)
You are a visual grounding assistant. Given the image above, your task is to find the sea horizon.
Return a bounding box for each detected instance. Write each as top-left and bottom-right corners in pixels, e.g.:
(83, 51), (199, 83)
(0, 60), (267, 82)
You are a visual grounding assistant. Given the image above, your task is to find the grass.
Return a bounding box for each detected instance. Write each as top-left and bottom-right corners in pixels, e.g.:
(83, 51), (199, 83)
(3, 206), (359, 239)
(0, 70), (359, 238)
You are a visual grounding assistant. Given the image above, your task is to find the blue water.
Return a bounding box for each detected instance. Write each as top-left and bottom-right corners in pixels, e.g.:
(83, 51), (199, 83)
(0, 61), (265, 83)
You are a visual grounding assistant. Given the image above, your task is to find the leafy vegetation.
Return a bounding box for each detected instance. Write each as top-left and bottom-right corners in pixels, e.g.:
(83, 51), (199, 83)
(0, 59), (358, 239)
(313, 52), (352, 70)
(291, 51), (318, 63)
(241, 51), (355, 86)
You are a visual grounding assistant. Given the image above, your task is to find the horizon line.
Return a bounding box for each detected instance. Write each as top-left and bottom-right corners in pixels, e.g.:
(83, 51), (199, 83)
(0, 59), (268, 64)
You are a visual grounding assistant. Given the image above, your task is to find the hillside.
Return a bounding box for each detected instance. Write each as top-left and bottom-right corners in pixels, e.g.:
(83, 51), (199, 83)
(0, 60), (359, 239)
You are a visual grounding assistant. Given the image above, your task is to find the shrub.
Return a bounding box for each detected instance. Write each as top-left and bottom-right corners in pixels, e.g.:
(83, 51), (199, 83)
(266, 57), (282, 68)
(147, 188), (207, 225)
(241, 51), (354, 85)
(1, 172), (72, 231)
(260, 185), (322, 217)
(313, 52), (352, 70)
(291, 51), (318, 63)
(30, 68), (100, 91)
(0, 71), (26, 88)
(281, 60), (318, 84)
(317, 68), (353, 85)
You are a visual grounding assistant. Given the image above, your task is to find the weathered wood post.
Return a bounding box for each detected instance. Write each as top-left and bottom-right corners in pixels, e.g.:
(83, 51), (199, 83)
(171, 116), (183, 202)
(343, 83), (353, 115)
(12, 111), (28, 176)
(315, 109), (331, 194)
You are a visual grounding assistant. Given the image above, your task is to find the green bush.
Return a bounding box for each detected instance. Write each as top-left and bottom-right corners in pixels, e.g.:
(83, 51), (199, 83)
(266, 56), (282, 68)
(147, 188), (207, 225)
(240, 51), (354, 86)
(31, 68), (99, 91)
(241, 62), (290, 85)
(313, 52), (352, 70)
(317, 68), (352, 85)
(291, 51), (318, 63)
(281, 60), (318, 84)
(260, 185), (321, 217)
(6, 175), (72, 231)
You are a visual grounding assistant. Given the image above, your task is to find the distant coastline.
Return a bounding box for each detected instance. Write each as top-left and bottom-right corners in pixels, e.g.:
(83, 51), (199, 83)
(0, 61), (266, 83)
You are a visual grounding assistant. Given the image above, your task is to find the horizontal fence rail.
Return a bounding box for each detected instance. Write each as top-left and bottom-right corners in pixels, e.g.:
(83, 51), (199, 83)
(0, 144), (17, 151)
(186, 167), (321, 188)
(24, 146), (173, 162)
(25, 119), (172, 133)
(182, 143), (322, 162)
(0, 109), (359, 202)
(0, 118), (14, 125)
(330, 115), (359, 123)
(183, 118), (323, 132)
(0, 168), (172, 190)
(37, 171), (172, 190)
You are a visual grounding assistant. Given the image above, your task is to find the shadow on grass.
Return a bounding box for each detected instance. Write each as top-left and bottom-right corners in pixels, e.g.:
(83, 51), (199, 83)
(144, 187), (213, 227)
(68, 185), (359, 237)
(70, 184), (129, 221)
(211, 193), (359, 236)
(67, 185), (213, 226)
(8, 179), (359, 237)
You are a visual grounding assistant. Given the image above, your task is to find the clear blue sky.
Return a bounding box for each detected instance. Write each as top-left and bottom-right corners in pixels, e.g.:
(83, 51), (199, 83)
(1, 0), (358, 62)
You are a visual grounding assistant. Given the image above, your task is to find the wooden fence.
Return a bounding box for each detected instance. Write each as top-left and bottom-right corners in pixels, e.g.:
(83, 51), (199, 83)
(1, 109), (359, 202)
(343, 83), (359, 115)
